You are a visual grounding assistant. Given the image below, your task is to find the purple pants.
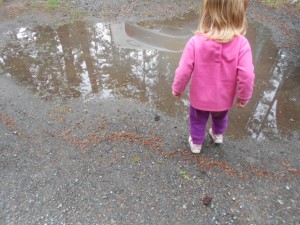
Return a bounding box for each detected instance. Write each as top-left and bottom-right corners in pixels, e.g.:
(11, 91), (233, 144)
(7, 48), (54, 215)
(190, 105), (229, 145)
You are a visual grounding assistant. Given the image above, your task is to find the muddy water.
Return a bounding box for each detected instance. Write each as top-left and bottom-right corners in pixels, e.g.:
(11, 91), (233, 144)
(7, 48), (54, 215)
(0, 13), (299, 140)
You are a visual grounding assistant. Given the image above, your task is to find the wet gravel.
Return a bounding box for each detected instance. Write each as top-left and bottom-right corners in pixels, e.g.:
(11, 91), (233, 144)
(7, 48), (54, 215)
(72, 0), (199, 21)
(0, 0), (299, 225)
(1, 75), (299, 224)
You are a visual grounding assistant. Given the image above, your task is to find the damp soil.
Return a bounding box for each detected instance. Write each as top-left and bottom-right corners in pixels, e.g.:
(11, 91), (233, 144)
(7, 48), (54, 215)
(0, 1), (299, 225)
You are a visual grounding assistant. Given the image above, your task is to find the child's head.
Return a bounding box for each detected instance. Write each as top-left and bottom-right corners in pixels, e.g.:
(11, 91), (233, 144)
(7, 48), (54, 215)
(196, 0), (248, 42)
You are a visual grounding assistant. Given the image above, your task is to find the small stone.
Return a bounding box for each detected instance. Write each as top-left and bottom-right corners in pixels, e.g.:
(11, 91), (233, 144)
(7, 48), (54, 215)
(154, 115), (160, 121)
(277, 199), (284, 205)
(203, 196), (213, 206)
(183, 204), (187, 209)
(286, 185), (291, 190)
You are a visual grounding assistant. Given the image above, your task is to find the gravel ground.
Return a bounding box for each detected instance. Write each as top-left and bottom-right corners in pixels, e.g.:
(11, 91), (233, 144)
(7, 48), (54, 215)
(0, 0), (299, 225)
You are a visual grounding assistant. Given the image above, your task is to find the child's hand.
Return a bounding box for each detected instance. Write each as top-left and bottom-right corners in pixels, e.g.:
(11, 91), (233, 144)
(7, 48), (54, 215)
(237, 99), (248, 108)
(172, 91), (182, 98)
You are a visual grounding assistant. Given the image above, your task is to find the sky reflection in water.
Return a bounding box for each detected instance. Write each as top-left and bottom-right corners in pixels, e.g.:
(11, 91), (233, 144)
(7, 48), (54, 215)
(0, 14), (299, 140)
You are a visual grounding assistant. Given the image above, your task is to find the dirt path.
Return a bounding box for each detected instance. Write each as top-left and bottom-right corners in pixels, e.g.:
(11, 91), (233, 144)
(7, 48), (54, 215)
(0, 1), (299, 225)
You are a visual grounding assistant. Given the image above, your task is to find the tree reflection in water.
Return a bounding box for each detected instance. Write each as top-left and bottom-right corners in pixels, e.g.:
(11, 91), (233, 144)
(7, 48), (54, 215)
(0, 17), (298, 140)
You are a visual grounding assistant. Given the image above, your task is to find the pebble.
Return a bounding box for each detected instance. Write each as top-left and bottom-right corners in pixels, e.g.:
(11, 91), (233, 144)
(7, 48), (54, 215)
(277, 199), (284, 205)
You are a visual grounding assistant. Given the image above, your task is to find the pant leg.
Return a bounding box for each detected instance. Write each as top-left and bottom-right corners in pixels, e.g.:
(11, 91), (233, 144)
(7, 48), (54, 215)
(211, 110), (229, 135)
(189, 106), (210, 145)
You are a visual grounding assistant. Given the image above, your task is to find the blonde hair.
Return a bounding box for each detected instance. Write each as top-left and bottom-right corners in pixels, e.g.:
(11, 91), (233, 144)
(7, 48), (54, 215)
(195, 0), (248, 42)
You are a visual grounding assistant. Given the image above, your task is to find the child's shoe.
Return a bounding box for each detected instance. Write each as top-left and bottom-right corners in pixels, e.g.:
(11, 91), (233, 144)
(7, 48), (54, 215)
(209, 128), (223, 144)
(188, 136), (202, 154)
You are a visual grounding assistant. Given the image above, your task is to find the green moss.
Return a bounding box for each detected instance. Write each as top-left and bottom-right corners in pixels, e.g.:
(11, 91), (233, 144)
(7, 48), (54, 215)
(48, 0), (60, 9)
(132, 156), (141, 164)
(30, 0), (62, 10)
(180, 170), (190, 180)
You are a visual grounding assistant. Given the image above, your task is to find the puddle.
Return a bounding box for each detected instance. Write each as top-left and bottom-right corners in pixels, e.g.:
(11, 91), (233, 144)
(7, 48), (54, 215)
(0, 13), (299, 140)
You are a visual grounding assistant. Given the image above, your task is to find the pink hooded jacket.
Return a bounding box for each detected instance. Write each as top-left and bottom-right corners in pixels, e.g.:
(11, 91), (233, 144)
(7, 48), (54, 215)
(172, 34), (255, 111)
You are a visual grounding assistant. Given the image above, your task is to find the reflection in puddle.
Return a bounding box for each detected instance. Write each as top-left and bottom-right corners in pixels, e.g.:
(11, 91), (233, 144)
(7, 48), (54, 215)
(0, 14), (299, 140)
(247, 50), (288, 140)
(111, 23), (190, 52)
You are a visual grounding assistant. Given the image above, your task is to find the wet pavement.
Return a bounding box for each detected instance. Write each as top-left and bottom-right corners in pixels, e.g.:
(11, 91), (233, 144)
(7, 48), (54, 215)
(0, 1), (300, 225)
(0, 13), (299, 140)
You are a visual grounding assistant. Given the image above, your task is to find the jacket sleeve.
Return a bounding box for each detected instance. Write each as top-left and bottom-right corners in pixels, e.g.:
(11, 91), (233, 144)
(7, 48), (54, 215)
(237, 38), (255, 101)
(172, 38), (195, 94)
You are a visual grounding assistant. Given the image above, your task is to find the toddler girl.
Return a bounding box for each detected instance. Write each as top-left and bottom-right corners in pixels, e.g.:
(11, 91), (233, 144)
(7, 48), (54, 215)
(172, 0), (255, 153)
